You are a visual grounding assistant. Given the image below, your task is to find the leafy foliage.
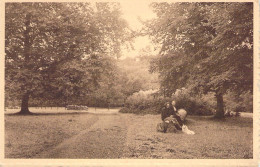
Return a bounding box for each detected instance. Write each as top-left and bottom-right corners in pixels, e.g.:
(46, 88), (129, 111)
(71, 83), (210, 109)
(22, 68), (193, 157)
(172, 88), (215, 115)
(120, 88), (215, 115)
(5, 2), (132, 112)
(224, 90), (253, 113)
(120, 89), (168, 114)
(144, 3), (253, 117)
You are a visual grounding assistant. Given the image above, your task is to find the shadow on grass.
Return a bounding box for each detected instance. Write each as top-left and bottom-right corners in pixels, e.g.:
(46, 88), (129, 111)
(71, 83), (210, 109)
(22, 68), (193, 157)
(5, 112), (119, 117)
(5, 112), (90, 116)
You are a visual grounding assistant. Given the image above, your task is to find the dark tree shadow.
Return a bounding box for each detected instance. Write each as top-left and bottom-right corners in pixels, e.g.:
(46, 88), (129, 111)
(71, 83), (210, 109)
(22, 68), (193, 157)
(5, 112), (90, 116)
(5, 111), (119, 117)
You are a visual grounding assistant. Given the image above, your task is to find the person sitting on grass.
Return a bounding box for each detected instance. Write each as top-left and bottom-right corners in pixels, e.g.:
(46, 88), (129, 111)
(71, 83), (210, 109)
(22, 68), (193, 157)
(171, 100), (185, 130)
(171, 105), (195, 135)
(159, 101), (183, 133)
(158, 100), (194, 134)
(161, 102), (176, 121)
(161, 101), (183, 126)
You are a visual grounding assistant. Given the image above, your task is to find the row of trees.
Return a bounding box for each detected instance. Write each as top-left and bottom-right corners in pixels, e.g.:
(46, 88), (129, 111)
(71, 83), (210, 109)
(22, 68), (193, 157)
(5, 2), (254, 118)
(22, 56), (159, 108)
(144, 3), (253, 118)
(5, 2), (133, 114)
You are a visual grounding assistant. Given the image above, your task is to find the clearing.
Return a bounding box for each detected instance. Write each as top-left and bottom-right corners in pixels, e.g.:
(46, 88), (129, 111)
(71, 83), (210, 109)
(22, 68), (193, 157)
(5, 108), (253, 159)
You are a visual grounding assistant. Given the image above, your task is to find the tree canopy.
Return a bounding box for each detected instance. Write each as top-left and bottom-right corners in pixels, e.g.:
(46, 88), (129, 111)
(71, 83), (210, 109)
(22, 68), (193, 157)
(5, 2), (132, 113)
(145, 2), (253, 117)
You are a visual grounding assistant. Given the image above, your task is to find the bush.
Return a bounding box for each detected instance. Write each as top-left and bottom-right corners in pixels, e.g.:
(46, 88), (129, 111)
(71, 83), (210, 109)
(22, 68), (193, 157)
(172, 89), (215, 116)
(120, 88), (215, 116)
(120, 89), (170, 114)
(119, 107), (132, 113)
(120, 87), (252, 115)
(224, 90), (252, 113)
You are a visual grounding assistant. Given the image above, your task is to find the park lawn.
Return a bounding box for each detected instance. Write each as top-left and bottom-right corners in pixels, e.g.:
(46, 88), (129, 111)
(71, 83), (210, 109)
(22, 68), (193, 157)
(5, 111), (253, 159)
(123, 114), (253, 159)
(5, 113), (99, 158)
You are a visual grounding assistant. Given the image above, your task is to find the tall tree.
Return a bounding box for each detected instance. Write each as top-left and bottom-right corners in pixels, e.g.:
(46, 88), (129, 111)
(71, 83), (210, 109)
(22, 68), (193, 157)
(5, 2), (132, 114)
(146, 2), (253, 118)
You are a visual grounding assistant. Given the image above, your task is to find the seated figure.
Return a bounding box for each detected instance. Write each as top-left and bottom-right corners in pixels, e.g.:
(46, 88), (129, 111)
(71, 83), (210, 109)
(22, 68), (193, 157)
(157, 101), (188, 133)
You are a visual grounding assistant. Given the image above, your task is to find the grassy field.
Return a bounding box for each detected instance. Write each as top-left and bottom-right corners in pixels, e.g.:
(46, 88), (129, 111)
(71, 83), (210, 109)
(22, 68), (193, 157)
(5, 108), (253, 159)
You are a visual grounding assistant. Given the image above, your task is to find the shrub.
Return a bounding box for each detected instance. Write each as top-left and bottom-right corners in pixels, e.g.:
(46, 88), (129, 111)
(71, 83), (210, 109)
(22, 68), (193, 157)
(172, 89), (215, 116)
(120, 88), (215, 115)
(119, 107), (132, 113)
(120, 89), (170, 114)
(224, 90), (253, 113)
(120, 87), (252, 115)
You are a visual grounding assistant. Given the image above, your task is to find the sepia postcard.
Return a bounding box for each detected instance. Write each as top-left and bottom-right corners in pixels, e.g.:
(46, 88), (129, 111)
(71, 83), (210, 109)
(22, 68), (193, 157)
(0, 0), (259, 166)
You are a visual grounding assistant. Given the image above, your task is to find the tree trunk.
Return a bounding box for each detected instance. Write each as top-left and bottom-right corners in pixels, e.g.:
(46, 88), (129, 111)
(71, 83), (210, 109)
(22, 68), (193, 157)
(215, 92), (225, 118)
(19, 92), (31, 114)
(18, 14), (32, 115)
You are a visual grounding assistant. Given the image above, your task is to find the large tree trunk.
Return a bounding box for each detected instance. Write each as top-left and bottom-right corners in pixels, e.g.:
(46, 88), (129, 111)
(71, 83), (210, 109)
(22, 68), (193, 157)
(215, 92), (225, 118)
(18, 14), (32, 115)
(19, 92), (31, 114)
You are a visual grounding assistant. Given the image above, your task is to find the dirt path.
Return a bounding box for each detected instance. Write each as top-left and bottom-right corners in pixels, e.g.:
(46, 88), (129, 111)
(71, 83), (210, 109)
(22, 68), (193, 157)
(35, 114), (128, 158)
